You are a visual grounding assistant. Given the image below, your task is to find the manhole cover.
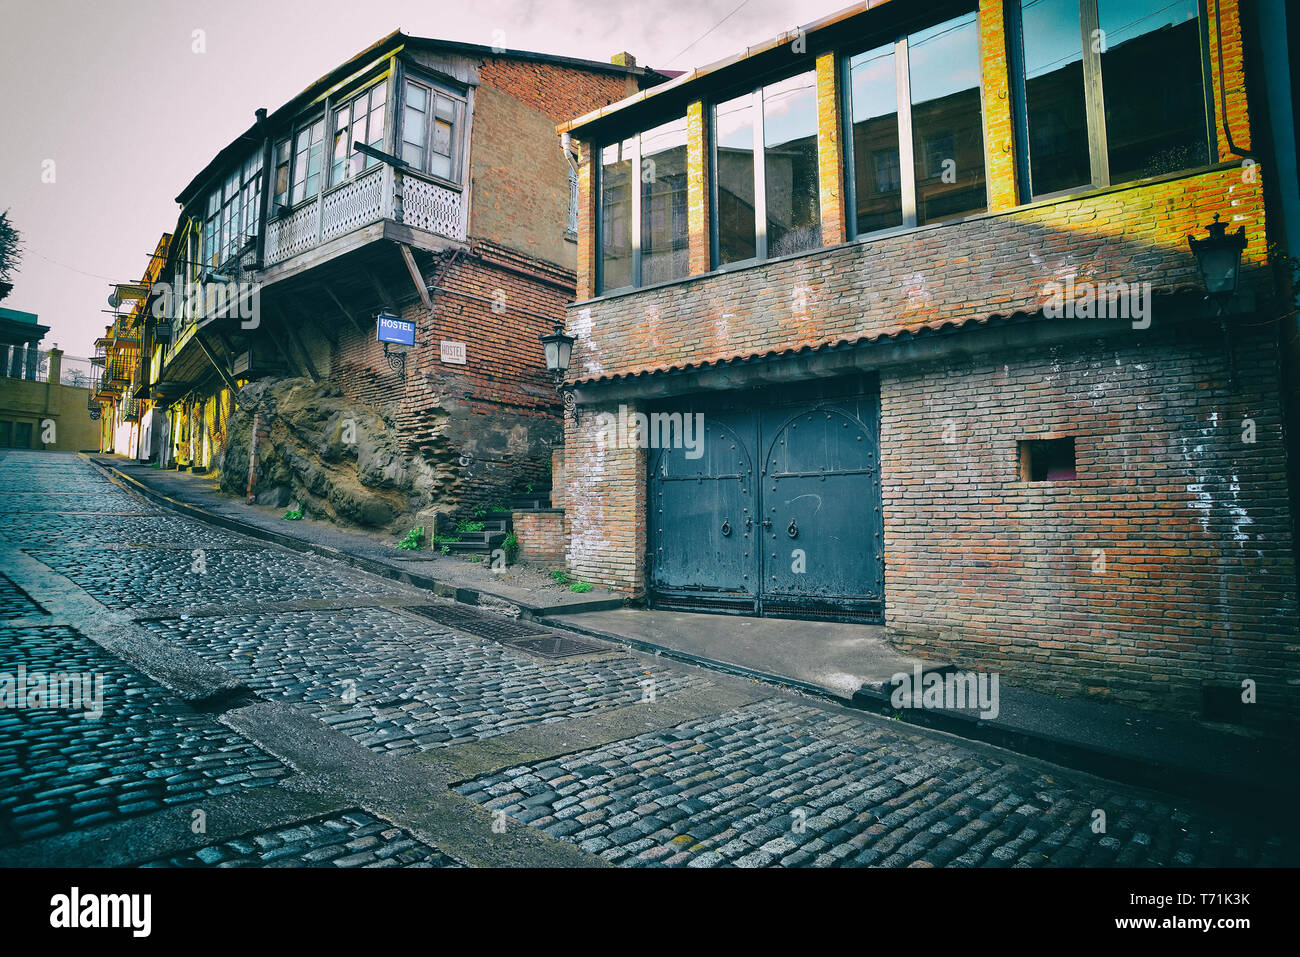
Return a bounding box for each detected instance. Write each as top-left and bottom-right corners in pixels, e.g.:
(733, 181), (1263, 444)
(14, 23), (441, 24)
(404, 603), (604, 654)
(502, 635), (609, 659)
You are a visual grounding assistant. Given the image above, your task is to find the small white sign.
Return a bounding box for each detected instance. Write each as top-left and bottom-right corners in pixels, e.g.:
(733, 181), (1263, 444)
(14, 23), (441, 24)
(440, 340), (466, 365)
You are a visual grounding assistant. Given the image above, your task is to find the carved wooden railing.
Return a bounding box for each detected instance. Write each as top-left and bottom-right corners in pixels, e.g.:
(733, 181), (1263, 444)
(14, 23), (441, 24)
(263, 165), (464, 266)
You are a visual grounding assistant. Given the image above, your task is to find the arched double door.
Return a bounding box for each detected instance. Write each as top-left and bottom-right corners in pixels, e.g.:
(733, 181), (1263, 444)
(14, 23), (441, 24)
(648, 380), (883, 622)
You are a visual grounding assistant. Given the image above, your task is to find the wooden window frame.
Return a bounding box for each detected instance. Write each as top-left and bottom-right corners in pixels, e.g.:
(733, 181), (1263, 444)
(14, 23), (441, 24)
(398, 74), (467, 189)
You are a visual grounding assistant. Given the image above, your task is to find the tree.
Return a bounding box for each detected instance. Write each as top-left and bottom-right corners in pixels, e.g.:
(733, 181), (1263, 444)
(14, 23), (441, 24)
(0, 209), (23, 285)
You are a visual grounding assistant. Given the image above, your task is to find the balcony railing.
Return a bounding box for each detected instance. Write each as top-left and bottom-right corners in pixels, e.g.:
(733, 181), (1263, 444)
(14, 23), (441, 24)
(263, 165), (465, 267)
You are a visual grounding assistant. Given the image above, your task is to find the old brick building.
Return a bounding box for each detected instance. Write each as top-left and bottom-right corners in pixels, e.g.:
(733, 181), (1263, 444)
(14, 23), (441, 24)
(133, 33), (665, 528)
(555, 0), (1300, 717)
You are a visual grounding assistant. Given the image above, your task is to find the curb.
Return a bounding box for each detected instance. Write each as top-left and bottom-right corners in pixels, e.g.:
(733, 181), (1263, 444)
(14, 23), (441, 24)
(81, 454), (627, 618)
(541, 612), (1296, 818)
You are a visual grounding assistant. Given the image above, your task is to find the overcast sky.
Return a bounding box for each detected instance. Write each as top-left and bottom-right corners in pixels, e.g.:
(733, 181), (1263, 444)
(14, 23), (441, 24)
(0, 0), (839, 355)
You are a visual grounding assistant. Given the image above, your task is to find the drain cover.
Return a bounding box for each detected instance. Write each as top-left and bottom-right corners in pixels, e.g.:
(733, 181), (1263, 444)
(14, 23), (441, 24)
(502, 635), (609, 659)
(405, 604), (606, 657)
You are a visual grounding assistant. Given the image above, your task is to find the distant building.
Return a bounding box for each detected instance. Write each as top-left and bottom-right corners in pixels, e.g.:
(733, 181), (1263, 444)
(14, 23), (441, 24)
(0, 308), (100, 452)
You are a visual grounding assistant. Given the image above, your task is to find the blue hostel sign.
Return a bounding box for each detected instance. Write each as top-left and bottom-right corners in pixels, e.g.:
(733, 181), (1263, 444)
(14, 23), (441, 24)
(377, 313), (416, 347)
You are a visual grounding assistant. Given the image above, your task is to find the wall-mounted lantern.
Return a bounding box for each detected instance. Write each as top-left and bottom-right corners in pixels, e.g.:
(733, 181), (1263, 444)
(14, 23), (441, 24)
(1188, 214), (1247, 312)
(539, 318), (576, 415)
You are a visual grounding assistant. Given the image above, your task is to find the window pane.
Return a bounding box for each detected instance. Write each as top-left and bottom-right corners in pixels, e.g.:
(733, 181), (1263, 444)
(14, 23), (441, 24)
(331, 105), (350, 186)
(402, 142), (425, 169)
(404, 105), (427, 153)
(640, 117), (689, 284)
(1021, 0), (1092, 195)
(600, 139), (634, 291)
(1098, 0), (1208, 182)
(849, 43), (902, 234)
(432, 118), (452, 158)
(715, 94), (756, 264)
(406, 82), (427, 112)
(909, 12), (986, 223)
(763, 71), (822, 256)
(430, 151), (452, 179)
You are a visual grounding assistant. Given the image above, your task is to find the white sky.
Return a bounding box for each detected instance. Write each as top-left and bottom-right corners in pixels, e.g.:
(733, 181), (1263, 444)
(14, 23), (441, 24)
(0, 0), (840, 355)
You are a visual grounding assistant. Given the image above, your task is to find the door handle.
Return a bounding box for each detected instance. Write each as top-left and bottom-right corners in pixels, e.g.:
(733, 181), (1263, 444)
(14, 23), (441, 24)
(760, 518), (772, 530)
(787, 518), (798, 538)
(721, 519), (731, 537)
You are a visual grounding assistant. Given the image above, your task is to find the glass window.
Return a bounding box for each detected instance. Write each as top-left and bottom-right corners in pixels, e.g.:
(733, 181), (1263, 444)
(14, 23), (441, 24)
(715, 93), (757, 265)
(330, 82), (388, 187)
(402, 80), (461, 181)
(272, 138), (290, 208)
(640, 117), (689, 285)
(291, 117), (325, 204)
(1021, 0), (1091, 195)
(908, 12), (986, 224)
(402, 82), (427, 170)
(763, 71), (821, 257)
(1098, 0), (1207, 181)
(600, 138), (634, 291)
(1017, 0), (1210, 196)
(849, 43), (902, 234)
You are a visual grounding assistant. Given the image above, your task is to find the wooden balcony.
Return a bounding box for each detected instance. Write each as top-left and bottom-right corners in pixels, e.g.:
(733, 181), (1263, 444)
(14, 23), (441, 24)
(263, 165), (465, 268)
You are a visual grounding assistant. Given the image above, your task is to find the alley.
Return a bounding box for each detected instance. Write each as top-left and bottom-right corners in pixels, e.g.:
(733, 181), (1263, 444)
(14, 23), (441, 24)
(0, 450), (1293, 868)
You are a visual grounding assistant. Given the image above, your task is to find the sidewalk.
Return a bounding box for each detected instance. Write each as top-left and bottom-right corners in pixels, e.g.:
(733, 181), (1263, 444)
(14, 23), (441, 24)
(86, 454), (625, 617)
(87, 453), (1300, 812)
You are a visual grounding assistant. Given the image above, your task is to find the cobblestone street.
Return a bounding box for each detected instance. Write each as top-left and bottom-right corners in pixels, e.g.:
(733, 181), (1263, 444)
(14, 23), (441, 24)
(1, 451), (1295, 868)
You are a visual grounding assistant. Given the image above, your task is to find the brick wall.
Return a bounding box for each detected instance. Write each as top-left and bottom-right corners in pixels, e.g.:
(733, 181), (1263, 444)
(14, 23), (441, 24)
(512, 509), (566, 564)
(329, 242), (570, 518)
(881, 319), (1298, 717)
(562, 400), (647, 591)
(567, 166), (1270, 384)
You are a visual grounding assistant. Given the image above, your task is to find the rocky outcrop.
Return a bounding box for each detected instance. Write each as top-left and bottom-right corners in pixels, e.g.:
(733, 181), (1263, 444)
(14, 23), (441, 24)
(218, 377), (440, 530)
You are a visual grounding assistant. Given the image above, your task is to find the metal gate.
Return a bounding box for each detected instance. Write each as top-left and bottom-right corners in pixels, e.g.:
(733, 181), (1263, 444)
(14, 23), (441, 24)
(648, 379), (883, 622)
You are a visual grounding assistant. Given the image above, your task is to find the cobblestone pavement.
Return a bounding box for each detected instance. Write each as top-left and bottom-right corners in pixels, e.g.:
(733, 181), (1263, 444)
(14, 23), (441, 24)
(0, 623), (287, 846)
(144, 608), (712, 756)
(453, 698), (1287, 867)
(1, 450), (1296, 868)
(141, 810), (461, 868)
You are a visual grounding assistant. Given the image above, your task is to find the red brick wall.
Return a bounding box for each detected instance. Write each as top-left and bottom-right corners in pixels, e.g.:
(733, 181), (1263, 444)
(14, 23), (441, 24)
(566, 166), (1270, 384)
(562, 400), (647, 592)
(477, 58), (642, 125)
(329, 242), (570, 517)
(881, 321), (1298, 717)
(512, 509), (566, 564)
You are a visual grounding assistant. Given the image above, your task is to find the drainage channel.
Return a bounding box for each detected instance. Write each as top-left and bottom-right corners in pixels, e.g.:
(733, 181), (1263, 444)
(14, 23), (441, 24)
(403, 604), (609, 659)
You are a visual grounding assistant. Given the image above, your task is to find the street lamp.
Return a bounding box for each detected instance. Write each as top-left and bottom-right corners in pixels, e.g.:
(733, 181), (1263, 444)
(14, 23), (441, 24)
(1188, 213), (1247, 311)
(539, 318), (576, 413)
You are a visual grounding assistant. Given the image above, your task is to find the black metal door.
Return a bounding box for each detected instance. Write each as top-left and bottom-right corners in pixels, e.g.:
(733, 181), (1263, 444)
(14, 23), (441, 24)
(648, 408), (758, 614)
(757, 392), (883, 621)
(648, 381), (883, 622)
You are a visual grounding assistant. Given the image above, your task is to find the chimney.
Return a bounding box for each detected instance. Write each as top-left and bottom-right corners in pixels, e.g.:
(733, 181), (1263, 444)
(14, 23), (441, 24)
(47, 346), (63, 385)
(610, 52), (637, 68)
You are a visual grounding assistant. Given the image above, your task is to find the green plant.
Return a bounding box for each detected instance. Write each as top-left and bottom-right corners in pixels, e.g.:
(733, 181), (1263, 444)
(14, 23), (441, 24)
(502, 531), (519, 563)
(468, 554), (484, 563)
(550, 569), (569, 585)
(395, 525), (425, 550)
(456, 520), (485, 534)
(569, 581), (593, 593)
(524, 483), (534, 494)
(282, 508), (303, 521)
(472, 504), (488, 519)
